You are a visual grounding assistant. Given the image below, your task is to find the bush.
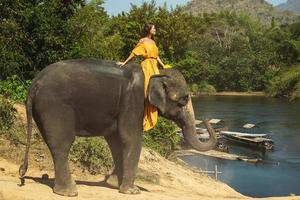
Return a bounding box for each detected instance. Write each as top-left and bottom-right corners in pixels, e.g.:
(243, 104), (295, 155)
(267, 65), (300, 101)
(70, 117), (181, 173)
(189, 81), (216, 94)
(0, 97), (27, 145)
(70, 137), (113, 174)
(2, 124), (28, 146)
(190, 83), (200, 93)
(143, 117), (181, 158)
(0, 97), (16, 131)
(0, 75), (31, 102)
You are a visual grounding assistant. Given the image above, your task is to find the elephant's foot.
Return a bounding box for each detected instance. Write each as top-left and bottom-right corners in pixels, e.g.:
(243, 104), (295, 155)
(53, 183), (78, 197)
(119, 185), (140, 195)
(105, 174), (119, 188)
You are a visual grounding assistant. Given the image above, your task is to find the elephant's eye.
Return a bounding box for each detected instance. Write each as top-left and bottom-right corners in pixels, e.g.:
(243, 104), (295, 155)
(177, 95), (189, 107)
(169, 92), (178, 102)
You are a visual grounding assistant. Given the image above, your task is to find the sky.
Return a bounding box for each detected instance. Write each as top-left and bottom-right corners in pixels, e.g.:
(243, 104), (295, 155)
(102, 0), (288, 16)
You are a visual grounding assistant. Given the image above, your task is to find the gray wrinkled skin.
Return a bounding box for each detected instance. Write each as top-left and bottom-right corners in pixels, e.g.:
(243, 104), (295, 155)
(19, 59), (217, 196)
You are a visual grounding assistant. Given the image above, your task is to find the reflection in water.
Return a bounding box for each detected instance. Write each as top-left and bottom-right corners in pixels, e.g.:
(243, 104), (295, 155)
(181, 96), (300, 197)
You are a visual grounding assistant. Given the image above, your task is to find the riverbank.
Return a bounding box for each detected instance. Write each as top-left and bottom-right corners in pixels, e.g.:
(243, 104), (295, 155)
(0, 146), (299, 200)
(192, 91), (266, 97)
(174, 149), (241, 161)
(0, 137), (246, 200)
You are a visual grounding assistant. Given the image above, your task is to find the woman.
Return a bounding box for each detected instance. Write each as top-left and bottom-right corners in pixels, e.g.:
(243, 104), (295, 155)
(118, 23), (165, 131)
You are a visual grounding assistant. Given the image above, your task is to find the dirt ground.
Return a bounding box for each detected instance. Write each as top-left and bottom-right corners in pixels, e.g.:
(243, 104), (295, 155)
(0, 104), (298, 200)
(0, 148), (299, 200)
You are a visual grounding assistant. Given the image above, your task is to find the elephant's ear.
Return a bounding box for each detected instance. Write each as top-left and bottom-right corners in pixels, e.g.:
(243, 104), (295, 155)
(148, 75), (169, 113)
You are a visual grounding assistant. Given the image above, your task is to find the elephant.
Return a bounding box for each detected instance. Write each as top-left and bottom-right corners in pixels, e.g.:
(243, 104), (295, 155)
(19, 59), (217, 196)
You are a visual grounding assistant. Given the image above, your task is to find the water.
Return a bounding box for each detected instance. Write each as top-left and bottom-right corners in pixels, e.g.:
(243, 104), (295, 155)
(180, 96), (300, 197)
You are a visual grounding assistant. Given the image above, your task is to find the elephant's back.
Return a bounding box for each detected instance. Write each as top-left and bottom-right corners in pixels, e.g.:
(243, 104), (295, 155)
(61, 59), (122, 74)
(34, 58), (141, 84)
(37, 59), (121, 80)
(29, 59), (122, 95)
(29, 58), (143, 106)
(29, 59), (125, 119)
(29, 59), (143, 107)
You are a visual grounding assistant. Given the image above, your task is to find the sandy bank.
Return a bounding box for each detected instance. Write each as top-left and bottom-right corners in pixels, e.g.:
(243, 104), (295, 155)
(0, 148), (299, 200)
(193, 91), (266, 97)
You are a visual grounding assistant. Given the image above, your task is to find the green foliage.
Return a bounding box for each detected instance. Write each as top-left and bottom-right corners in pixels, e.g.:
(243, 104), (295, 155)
(70, 137), (113, 174)
(1, 1), (300, 99)
(1, 123), (28, 146)
(68, 3), (124, 60)
(0, 96), (31, 145)
(176, 51), (204, 83)
(190, 82), (216, 94)
(0, 97), (16, 131)
(0, 96), (33, 145)
(0, 75), (31, 102)
(267, 64), (300, 101)
(143, 117), (180, 158)
(0, 0), (85, 80)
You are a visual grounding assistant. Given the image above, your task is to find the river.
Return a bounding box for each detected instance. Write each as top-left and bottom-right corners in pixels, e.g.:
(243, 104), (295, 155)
(180, 96), (300, 197)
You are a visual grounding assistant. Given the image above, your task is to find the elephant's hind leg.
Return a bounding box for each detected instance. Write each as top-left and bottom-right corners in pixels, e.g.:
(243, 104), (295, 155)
(105, 133), (123, 188)
(50, 141), (77, 197)
(118, 115), (143, 194)
(118, 134), (142, 195)
(37, 106), (78, 196)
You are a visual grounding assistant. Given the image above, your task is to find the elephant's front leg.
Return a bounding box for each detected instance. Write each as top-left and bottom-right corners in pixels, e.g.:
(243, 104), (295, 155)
(118, 112), (143, 194)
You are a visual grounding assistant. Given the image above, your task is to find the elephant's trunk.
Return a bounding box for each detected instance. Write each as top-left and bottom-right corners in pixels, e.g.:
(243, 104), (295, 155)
(178, 96), (217, 151)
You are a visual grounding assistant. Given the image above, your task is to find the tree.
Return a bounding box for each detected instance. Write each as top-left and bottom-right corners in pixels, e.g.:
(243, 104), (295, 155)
(69, 1), (124, 60)
(0, 0), (85, 79)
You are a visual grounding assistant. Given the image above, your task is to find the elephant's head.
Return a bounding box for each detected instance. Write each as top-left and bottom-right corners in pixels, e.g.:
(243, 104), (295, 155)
(148, 69), (217, 151)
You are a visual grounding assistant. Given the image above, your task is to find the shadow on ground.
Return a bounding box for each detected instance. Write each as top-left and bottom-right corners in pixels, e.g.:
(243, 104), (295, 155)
(19, 174), (149, 192)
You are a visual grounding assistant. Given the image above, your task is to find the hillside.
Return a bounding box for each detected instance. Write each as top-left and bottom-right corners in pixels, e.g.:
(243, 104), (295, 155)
(277, 0), (300, 14)
(184, 0), (299, 24)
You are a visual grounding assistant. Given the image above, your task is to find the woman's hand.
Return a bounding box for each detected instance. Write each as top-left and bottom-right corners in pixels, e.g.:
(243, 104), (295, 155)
(116, 61), (126, 68)
(157, 56), (165, 69)
(117, 54), (135, 68)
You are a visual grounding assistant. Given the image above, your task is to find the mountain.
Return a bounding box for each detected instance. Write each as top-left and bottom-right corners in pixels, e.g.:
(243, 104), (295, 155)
(184, 0), (299, 24)
(277, 0), (300, 14)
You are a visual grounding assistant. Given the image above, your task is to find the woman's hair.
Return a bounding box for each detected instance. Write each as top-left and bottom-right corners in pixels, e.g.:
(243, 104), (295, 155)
(141, 23), (155, 37)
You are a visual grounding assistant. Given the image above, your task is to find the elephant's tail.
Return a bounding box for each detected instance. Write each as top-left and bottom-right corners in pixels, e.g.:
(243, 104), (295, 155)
(19, 85), (36, 183)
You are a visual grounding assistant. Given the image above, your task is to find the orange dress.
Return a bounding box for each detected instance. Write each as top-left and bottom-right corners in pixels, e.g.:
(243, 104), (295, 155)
(131, 41), (160, 131)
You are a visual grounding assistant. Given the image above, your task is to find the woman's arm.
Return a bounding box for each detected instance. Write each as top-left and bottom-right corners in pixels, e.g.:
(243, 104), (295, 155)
(117, 53), (135, 68)
(157, 56), (165, 69)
